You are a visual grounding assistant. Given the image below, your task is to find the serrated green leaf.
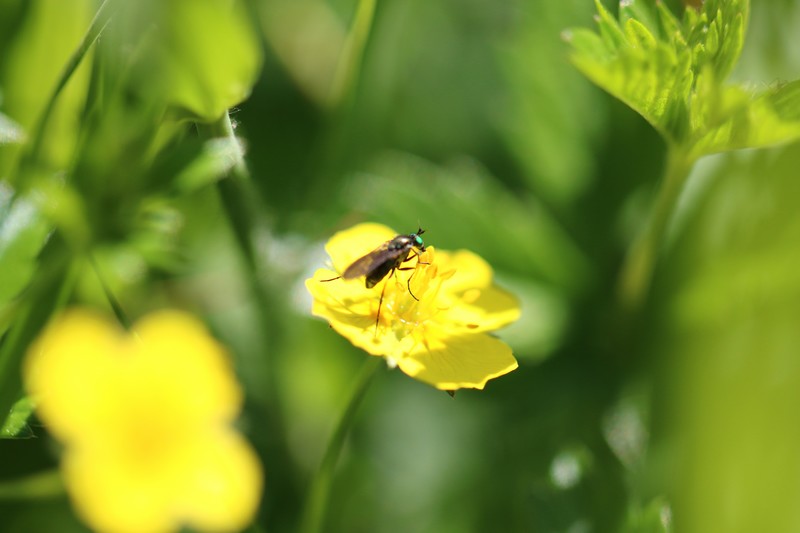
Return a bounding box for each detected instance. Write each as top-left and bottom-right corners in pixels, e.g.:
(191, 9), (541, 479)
(0, 396), (35, 438)
(620, 0), (661, 40)
(682, 0), (747, 80)
(594, 0), (627, 51)
(706, 17), (720, 55)
(689, 75), (800, 157)
(566, 0), (800, 158)
(570, 29), (693, 144)
(565, 28), (611, 63)
(624, 19), (657, 50)
(656, 1), (683, 47)
(714, 12), (745, 80)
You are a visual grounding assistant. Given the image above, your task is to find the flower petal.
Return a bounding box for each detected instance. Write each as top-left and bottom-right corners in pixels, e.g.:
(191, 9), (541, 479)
(24, 309), (264, 533)
(436, 250), (494, 292)
(307, 287), (411, 358)
(23, 310), (123, 441)
(438, 284), (521, 333)
(397, 330), (519, 390)
(179, 430), (263, 532)
(63, 446), (176, 533)
(133, 311), (243, 424)
(63, 429), (261, 533)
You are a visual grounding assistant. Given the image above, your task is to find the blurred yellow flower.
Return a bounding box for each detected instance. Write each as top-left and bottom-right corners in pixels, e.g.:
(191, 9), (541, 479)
(23, 309), (262, 533)
(306, 223), (520, 390)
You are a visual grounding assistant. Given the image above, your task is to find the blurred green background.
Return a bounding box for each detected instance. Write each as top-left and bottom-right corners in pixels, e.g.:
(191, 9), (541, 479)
(2, 0), (800, 531)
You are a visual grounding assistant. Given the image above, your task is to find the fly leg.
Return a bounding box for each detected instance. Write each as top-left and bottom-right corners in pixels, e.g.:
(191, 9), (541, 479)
(375, 271), (392, 336)
(397, 252), (429, 301)
(396, 266), (420, 301)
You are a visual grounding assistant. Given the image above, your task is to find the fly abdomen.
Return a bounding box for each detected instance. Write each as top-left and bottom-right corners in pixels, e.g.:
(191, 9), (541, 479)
(365, 255), (406, 288)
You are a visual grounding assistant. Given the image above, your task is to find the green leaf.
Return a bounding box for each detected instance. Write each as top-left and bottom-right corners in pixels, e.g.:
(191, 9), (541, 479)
(691, 78), (800, 157)
(568, 19), (694, 145)
(120, 0), (263, 122)
(0, 188), (50, 308)
(768, 79), (800, 122)
(619, 0), (660, 40)
(565, 0), (800, 159)
(683, 0), (748, 80)
(0, 0), (92, 178)
(0, 396), (35, 439)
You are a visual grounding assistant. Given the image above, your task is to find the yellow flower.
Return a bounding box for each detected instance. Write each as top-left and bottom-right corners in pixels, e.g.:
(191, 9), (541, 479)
(306, 223), (520, 390)
(23, 309), (263, 533)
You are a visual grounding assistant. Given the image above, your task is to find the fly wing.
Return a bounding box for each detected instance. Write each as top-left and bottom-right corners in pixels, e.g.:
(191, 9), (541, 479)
(341, 243), (396, 279)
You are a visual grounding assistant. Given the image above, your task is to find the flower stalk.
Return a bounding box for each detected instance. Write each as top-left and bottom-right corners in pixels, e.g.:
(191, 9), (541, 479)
(327, 0), (377, 109)
(0, 470), (64, 500)
(300, 356), (382, 533)
(617, 147), (694, 311)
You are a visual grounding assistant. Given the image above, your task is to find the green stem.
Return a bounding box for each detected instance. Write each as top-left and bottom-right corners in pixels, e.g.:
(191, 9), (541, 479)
(0, 470), (64, 500)
(196, 115), (260, 268)
(300, 356), (382, 533)
(21, 0), (116, 174)
(198, 113), (307, 523)
(617, 147), (694, 311)
(327, 0), (378, 109)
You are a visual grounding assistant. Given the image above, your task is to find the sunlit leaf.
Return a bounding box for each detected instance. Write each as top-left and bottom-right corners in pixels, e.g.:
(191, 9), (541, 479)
(122, 0), (263, 121)
(0, 396), (35, 439)
(566, 0), (695, 145)
(0, 0), (92, 178)
(0, 186), (50, 307)
(565, 0), (800, 159)
(691, 77), (800, 157)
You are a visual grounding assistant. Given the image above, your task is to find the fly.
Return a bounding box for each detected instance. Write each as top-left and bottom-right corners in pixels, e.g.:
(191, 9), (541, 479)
(322, 228), (428, 332)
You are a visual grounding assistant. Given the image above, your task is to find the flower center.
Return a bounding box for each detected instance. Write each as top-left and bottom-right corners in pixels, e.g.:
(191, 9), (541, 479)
(377, 252), (448, 340)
